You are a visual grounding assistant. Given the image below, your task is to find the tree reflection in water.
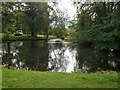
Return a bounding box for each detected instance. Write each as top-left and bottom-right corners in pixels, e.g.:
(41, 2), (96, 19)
(1, 41), (120, 73)
(47, 42), (79, 73)
(2, 41), (49, 71)
(77, 44), (120, 72)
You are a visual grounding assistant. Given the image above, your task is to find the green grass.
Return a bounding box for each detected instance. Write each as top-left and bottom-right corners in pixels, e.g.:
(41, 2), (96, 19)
(2, 67), (118, 88)
(0, 66), (2, 89)
(0, 33), (69, 41)
(1, 34), (56, 41)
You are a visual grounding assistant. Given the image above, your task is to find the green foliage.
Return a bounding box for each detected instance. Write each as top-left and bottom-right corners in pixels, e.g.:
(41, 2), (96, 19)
(67, 29), (81, 40)
(2, 2), (69, 40)
(2, 3), (15, 35)
(24, 2), (50, 37)
(52, 25), (67, 38)
(76, 2), (120, 50)
(0, 3), (2, 33)
(2, 2), (50, 39)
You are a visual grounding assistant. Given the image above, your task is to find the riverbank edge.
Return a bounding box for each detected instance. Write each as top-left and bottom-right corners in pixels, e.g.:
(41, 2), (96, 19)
(2, 67), (119, 88)
(2, 36), (49, 42)
(1, 36), (74, 42)
(1, 37), (77, 43)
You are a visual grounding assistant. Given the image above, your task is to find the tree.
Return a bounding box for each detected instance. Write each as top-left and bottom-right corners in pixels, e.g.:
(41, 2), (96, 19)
(76, 2), (120, 50)
(0, 3), (2, 33)
(25, 2), (50, 38)
(2, 2), (16, 37)
(13, 3), (26, 31)
(2, 2), (27, 36)
(48, 0), (68, 39)
(2, 2), (50, 41)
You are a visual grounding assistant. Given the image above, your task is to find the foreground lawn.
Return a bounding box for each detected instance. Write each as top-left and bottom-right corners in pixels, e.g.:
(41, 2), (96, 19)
(2, 68), (118, 88)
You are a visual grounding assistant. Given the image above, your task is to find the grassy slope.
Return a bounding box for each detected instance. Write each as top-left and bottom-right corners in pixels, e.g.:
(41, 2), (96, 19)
(0, 66), (2, 89)
(2, 68), (118, 88)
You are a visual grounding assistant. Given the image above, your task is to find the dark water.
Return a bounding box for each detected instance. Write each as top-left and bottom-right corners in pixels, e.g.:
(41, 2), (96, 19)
(1, 40), (120, 73)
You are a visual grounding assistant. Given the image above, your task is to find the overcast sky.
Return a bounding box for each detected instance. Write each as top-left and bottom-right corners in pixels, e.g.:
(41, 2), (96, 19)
(57, 0), (77, 20)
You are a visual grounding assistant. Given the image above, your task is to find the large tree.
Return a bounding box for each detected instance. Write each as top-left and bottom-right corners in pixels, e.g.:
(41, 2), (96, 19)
(25, 2), (50, 38)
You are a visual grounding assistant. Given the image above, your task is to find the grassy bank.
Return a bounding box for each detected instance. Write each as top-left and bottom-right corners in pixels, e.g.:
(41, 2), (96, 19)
(1, 33), (74, 42)
(2, 68), (118, 88)
(1, 34), (56, 41)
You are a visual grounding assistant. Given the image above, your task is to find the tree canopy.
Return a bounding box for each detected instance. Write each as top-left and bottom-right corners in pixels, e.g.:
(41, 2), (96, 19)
(75, 2), (120, 50)
(2, 2), (50, 39)
(1, 1), (120, 51)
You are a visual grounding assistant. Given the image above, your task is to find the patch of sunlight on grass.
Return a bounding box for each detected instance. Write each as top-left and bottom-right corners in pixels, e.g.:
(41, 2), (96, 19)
(37, 34), (44, 37)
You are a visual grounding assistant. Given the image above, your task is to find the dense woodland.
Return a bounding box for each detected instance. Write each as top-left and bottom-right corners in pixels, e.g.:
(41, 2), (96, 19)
(75, 2), (120, 50)
(1, 1), (120, 51)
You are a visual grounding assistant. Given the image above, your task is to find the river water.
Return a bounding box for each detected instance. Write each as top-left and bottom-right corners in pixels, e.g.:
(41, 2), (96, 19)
(1, 40), (120, 73)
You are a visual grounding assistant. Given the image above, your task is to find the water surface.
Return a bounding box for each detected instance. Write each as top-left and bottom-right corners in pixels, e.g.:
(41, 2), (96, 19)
(1, 40), (120, 73)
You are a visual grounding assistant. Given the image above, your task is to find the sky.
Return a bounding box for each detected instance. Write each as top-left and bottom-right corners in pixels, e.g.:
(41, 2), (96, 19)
(0, 0), (77, 20)
(57, 0), (77, 20)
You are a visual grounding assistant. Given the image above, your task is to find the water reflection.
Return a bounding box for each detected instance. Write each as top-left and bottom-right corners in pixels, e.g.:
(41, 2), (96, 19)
(2, 41), (49, 71)
(77, 44), (120, 72)
(1, 41), (120, 73)
(48, 42), (78, 73)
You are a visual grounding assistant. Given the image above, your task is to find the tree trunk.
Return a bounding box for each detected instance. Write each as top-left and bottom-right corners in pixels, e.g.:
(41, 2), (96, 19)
(31, 31), (35, 37)
(45, 27), (48, 42)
